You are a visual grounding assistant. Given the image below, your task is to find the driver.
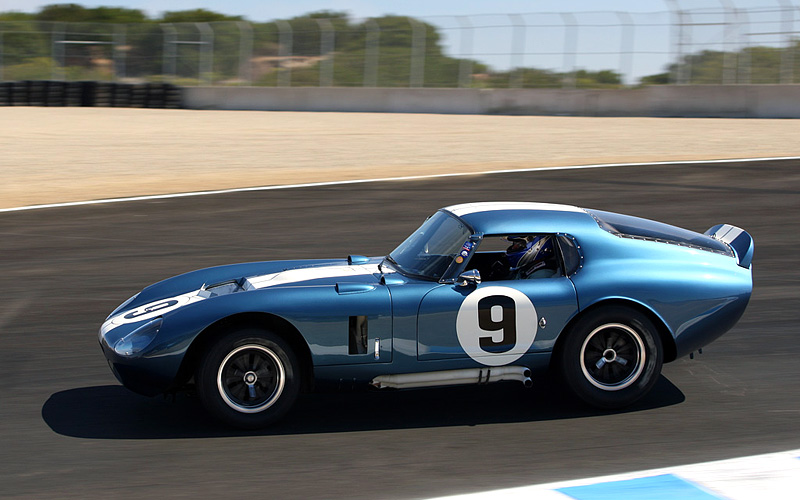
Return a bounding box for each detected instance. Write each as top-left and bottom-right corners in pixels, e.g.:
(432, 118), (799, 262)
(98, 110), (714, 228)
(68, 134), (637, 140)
(504, 235), (555, 278)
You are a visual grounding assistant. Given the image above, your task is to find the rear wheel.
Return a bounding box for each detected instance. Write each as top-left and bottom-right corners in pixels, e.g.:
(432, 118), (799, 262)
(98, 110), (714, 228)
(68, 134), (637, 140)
(558, 306), (663, 409)
(196, 328), (300, 428)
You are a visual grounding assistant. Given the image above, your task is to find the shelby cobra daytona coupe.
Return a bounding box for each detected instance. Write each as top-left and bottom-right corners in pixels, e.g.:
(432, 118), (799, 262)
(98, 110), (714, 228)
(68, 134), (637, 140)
(99, 202), (753, 428)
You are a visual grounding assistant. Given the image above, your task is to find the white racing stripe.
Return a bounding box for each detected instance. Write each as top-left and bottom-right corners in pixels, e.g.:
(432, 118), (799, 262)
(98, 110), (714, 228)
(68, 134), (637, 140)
(2, 156), (799, 214)
(716, 224), (745, 244)
(446, 202), (583, 216)
(246, 264), (382, 289)
(102, 263), (384, 333)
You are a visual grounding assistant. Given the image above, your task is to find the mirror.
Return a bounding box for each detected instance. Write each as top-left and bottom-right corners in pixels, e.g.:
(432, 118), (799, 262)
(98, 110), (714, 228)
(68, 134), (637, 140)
(456, 269), (482, 287)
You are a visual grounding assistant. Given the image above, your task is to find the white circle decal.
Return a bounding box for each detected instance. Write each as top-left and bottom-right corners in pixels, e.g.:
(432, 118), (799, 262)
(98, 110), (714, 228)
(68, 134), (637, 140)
(456, 286), (538, 366)
(110, 293), (193, 326)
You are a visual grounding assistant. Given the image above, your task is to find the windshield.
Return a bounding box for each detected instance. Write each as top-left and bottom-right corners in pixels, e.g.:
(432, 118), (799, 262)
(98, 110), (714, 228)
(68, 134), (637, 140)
(388, 211), (472, 280)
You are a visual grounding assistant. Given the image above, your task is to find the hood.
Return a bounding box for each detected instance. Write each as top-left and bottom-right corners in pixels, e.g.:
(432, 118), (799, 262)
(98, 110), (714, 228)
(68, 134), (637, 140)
(102, 257), (388, 334)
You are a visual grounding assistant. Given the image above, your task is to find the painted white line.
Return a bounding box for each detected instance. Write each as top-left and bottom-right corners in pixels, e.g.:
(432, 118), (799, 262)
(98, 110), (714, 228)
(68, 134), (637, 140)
(426, 448), (800, 500)
(2, 155), (799, 214)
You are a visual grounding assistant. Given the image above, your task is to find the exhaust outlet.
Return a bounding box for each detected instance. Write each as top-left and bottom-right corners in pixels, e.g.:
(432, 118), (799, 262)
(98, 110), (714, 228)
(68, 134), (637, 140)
(371, 366), (532, 390)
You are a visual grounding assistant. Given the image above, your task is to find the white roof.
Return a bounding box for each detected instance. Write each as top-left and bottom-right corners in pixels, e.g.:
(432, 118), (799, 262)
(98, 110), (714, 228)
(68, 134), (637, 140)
(445, 202), (583, 217)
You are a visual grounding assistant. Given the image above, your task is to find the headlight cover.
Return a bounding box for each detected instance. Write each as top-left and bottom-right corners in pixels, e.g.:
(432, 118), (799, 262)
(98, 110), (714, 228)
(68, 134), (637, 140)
(113, 317), (162, 356)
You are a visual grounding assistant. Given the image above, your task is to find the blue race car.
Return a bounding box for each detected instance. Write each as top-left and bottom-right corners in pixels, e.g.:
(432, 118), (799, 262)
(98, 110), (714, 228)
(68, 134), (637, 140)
(99, 202), (753, 428)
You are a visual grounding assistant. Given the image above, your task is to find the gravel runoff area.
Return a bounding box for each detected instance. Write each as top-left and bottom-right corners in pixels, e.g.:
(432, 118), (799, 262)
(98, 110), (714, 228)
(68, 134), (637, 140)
(2, 107), (799, 210)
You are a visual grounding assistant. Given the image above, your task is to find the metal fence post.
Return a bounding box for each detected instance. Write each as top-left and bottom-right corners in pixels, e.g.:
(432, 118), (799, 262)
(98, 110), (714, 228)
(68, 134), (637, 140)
(161, 24), (176, 81)
(509, 14), (526, 88)
(665, 0), (680, 84)
(113, 24), (126, 81)
(617, 12), (635, 85)
(455, 16), (473, 88)
(237, 21), (253, 85)
(316, 18), (335, 87)
(409, 18), (426, 88)
(364, 18), (380, 87)
(560, 13), (578, 89)
(52, 23), (66, 81)
(736, 8), (751, 84)
(677, 9), (694, 84)
(276, 20), (292, 87)
(778, 0), (794, 83)
(720, 0), (738, 84)
(197, 22), (213, 85)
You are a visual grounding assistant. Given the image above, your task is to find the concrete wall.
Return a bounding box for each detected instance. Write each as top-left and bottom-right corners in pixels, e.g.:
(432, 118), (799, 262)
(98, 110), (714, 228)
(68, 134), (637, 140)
(183, 85), (800, 118)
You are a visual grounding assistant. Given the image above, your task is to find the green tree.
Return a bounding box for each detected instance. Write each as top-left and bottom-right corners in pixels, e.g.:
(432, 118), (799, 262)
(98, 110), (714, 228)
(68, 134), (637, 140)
(640, 42), (800, 85)
(36, 4), (146, 23)
(159, 9), (244, 23)
(0, 12), (36, 21)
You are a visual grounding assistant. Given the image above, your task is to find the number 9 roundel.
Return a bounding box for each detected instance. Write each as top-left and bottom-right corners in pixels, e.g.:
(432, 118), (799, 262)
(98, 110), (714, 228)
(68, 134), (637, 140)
(456, 286), (538, 366)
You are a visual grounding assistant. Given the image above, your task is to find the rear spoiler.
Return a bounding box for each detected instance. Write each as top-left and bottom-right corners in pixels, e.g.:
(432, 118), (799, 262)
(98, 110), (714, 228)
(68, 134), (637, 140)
(705, 224), (754, 269)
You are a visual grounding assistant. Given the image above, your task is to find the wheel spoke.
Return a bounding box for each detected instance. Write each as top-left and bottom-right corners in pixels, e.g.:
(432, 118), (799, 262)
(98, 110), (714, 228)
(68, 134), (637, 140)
(232, 383), (247, 401)
(234, 357), (248, 373)
(612, 334), (627, 350)
(256, 363), (273, 377)
(595, 358), (607, 370)
(589, 335), (605, 352)
(616, 356), (629, 367)
(617, 345), (634, 357)
(610, 361), (623, 380)
(253, 358), (264, 372)
(260, 372), (275, 385)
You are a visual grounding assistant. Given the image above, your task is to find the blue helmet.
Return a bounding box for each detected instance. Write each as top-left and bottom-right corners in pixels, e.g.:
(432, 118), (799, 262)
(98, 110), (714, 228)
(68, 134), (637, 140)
(505, 235), (555, 276)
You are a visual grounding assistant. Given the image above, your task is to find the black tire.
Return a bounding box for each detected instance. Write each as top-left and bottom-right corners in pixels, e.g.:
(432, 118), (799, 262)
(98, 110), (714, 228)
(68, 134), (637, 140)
(558, 306), (663, 409)
(196, 328), (300, 429)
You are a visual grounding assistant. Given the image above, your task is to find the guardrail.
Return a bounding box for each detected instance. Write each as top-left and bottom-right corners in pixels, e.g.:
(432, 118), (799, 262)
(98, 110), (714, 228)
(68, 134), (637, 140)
(181, 85), (800, 118)
(6, 81), (800, 118)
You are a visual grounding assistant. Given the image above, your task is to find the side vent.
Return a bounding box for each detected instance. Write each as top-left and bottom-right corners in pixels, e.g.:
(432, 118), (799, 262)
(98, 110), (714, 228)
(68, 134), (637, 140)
(348, 316), (368, 354)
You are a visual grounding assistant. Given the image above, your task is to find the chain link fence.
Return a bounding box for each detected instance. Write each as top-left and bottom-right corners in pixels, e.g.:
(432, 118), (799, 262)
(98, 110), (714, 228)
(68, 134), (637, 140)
(1, 7), (799, 87)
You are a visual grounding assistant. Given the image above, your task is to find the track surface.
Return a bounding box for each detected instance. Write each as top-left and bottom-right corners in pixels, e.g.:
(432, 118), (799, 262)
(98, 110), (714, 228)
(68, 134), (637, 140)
(1, 160), (798, 498)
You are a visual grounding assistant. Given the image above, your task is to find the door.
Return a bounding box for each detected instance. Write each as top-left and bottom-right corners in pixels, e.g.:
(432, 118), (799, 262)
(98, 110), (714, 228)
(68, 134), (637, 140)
(417, 277), (578, 366)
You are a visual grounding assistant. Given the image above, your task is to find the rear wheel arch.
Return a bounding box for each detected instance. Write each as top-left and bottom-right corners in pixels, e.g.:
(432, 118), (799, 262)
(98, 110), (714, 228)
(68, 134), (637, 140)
(551, 300), (668, 409)
(175, 312), (314, 392)
(550, 299), (676, 371)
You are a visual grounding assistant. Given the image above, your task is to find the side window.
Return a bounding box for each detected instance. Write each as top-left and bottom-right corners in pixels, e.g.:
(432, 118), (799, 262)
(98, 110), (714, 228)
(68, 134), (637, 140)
(467, 234), (562, 281)
(557, 235), (583, 276)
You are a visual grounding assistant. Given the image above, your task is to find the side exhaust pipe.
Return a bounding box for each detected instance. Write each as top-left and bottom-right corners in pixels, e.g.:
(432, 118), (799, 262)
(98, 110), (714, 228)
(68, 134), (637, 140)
(370, 366), (532, 390)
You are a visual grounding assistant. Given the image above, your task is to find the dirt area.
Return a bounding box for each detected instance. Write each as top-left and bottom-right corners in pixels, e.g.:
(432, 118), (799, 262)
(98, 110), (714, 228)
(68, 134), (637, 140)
(1, 107), (798, 209)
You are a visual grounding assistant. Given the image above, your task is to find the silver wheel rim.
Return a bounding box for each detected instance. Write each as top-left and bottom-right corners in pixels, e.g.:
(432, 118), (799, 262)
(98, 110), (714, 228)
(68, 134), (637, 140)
(217, 344), (286, 413)
(579, 323), (645, 391)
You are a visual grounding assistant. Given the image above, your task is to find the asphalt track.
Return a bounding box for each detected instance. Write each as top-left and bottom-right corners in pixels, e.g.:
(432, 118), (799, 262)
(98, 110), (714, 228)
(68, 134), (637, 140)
(1, 159), (798, 498)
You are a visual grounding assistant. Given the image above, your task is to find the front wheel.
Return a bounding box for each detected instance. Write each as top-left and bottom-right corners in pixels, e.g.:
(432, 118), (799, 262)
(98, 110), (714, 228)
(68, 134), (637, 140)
(196, 328), (300, 428)
(558, 306), (663, 409)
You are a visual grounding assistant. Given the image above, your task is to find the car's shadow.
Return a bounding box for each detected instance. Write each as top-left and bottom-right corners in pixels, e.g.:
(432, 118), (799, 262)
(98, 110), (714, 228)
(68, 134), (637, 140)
(42, 377), (684, 439)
